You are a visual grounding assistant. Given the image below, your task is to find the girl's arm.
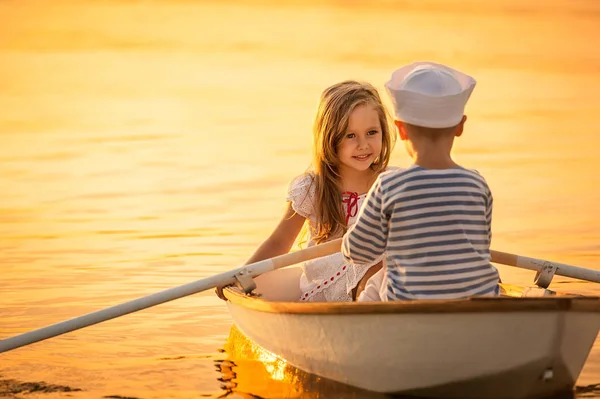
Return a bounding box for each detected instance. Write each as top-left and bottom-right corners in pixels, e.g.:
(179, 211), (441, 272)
(215, 202), (306, 300)
(244, 201), (306, 264)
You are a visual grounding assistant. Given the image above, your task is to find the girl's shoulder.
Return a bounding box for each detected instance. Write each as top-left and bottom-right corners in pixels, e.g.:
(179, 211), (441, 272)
(286, 171), (317, 219)
(288, 171), (316, 191)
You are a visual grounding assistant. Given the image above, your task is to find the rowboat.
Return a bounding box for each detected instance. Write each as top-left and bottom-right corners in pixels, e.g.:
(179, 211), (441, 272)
(224, 264), (600, 399)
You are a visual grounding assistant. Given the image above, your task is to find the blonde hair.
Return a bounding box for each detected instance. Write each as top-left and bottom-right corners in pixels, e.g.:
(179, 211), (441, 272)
(307, 80), (394, 244)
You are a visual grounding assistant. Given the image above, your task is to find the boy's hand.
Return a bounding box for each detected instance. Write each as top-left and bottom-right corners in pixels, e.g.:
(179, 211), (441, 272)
(352, 261), (383, 300)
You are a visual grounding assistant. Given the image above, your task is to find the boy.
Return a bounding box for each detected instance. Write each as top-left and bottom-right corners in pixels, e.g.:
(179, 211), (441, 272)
(342, 62), (500, 301)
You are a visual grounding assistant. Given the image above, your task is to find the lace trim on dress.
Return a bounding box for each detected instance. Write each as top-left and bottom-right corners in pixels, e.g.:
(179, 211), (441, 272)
(299, 251), (384, 302)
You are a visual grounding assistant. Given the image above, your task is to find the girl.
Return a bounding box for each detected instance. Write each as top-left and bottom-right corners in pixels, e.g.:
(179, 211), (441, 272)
(219, 80), (395, 302)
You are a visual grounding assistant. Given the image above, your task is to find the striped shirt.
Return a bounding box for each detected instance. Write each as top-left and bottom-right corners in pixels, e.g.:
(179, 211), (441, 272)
(342, 165), (500, 300)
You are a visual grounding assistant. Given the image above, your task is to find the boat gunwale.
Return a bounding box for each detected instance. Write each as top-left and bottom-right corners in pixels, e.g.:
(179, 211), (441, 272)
(223, 287), (600, 314)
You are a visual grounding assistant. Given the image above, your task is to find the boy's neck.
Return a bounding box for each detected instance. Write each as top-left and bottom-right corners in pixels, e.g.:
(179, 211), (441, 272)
(408, 138), (458, 170)
(413, 153), (458, 169)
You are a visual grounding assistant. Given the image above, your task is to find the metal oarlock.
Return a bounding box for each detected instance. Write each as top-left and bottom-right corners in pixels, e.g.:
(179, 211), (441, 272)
(533, 261), (558, 289)
(234, 270), (257, 294)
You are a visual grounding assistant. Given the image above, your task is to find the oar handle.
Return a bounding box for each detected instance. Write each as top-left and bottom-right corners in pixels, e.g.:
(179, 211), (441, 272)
(491, 250), (600, 283)
(490, 250), (518, 267)
(271, 238), (342, 270)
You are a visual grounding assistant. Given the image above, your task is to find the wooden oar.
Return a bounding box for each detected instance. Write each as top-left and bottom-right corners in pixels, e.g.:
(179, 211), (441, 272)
(491, 250), (600, 284)
(0, 239), (342, 354)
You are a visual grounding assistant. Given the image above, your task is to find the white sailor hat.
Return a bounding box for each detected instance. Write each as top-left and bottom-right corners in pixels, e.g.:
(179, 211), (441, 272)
(385, 62), (476, 128)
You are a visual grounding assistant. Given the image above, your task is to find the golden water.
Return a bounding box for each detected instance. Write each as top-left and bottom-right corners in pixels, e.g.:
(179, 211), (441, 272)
(1, 0), (599, 397)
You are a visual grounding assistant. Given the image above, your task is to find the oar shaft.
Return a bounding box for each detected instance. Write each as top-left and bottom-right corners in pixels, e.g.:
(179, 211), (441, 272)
(0, 239), (342, 354)
(491, 250), (600, 283)
(0, 262), (267, 353)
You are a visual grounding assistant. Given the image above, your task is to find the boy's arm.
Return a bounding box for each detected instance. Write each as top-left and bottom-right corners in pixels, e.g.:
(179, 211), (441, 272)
(486, 189), (493, 245)
(485, 186), (501, 282)
(342, 177), (389, 265)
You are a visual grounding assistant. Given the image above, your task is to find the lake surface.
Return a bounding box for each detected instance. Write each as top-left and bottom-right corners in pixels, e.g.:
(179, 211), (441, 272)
(1, 0), (599, 397)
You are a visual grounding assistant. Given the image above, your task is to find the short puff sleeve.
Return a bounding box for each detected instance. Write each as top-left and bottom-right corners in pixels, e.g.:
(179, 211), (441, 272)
(286, 173), (316, 221)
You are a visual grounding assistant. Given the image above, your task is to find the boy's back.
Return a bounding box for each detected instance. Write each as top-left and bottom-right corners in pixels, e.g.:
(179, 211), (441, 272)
(347, 165), (499, 300)
(342, 62), (501, 301)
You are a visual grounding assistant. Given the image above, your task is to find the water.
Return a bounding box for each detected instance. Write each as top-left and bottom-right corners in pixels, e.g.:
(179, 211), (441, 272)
(1, 0), (599, 397)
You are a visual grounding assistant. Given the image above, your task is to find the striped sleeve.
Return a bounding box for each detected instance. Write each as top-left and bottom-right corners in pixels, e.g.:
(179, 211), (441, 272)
(486, 189), (493, 245)
(342, 175), (389, 265)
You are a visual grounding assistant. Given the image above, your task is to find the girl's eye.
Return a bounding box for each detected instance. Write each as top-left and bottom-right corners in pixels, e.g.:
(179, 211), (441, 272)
(368, 130), (379, 136)
(346, 133), (356, 139)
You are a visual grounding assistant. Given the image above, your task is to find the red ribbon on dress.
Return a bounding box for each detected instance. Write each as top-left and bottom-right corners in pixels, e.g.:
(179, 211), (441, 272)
(342, 191), (359, 225)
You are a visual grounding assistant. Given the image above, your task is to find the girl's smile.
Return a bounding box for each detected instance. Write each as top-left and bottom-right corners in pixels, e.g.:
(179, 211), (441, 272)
(353, 154), (372, 161)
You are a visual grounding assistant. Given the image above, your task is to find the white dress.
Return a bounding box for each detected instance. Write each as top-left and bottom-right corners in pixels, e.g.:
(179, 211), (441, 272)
(286, 172), (382, 302)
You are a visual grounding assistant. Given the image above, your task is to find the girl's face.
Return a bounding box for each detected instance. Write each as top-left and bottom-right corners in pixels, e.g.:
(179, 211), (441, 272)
(336, 103), (383, 174)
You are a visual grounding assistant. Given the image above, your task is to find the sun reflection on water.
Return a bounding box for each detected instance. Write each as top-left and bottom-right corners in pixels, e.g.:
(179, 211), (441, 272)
(217, 325), (390, 399)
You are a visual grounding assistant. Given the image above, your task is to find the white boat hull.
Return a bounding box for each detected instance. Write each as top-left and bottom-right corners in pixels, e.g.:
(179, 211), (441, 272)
(225, 267), (600, 398)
